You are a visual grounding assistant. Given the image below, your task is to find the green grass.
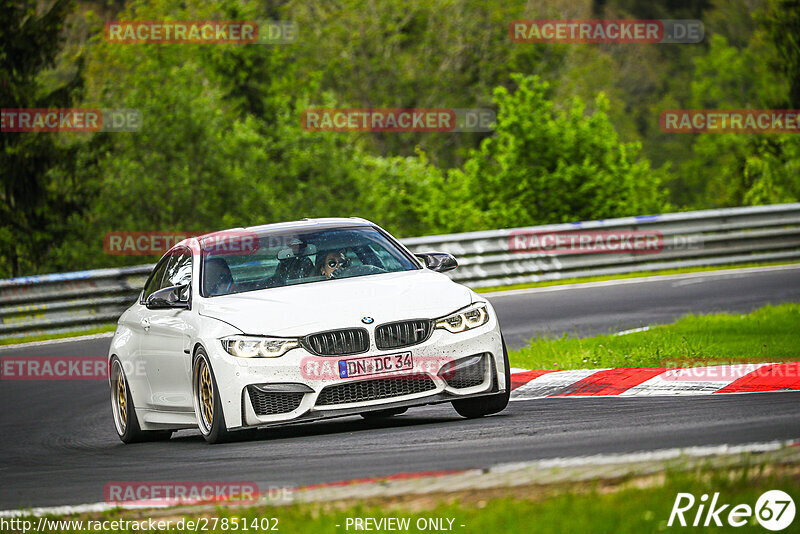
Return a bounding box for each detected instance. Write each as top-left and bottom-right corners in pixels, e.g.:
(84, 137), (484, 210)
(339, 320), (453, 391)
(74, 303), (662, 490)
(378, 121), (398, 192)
(25, 462), (800, 533)
(508, 303), (800, 370)
(475, 261), (799, 294)
(0, 324), (116, 346)
(232, 469), (797, 534)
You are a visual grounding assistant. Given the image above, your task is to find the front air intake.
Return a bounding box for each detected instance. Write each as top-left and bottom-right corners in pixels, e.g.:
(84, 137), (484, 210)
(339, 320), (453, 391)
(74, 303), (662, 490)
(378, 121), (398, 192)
(375, 319), (433, 350)
(315, 374), (436, 406)
(442, 354), (488, 389)
(246, 387), (305, 416)
(303, 328), (369, 356)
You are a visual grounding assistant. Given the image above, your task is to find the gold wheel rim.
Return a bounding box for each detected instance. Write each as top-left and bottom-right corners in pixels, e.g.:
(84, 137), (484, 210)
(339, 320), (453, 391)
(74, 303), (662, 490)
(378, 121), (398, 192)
(199, 361), (214, 430)
(115, 366), (127, 431)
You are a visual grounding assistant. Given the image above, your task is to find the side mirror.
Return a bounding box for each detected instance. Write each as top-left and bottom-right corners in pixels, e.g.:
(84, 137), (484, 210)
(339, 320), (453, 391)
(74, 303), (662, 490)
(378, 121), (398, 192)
(415, 252), (458, 273)
(146, 284), (190, 310)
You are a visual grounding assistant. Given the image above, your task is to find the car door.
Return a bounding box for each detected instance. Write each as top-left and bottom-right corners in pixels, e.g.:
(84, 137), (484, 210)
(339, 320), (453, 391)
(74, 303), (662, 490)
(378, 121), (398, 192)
(123, 257), (170, 410)
(139, 248), (196, 412)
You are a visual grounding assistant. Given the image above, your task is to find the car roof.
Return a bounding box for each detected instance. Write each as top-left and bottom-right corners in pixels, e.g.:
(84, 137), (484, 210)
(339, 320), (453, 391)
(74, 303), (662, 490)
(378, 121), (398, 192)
(185, 217), (377, 248)
(168, 218), (379, 253)
(244, 217), (374, 233)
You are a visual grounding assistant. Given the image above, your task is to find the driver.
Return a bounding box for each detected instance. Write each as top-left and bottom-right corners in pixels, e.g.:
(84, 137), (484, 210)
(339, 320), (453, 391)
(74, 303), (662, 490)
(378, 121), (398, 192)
(318, 250), (349, 279)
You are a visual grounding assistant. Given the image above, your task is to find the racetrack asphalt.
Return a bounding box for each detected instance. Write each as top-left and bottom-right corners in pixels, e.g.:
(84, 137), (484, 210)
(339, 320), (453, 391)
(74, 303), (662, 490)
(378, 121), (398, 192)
(1, 265), (799, 509)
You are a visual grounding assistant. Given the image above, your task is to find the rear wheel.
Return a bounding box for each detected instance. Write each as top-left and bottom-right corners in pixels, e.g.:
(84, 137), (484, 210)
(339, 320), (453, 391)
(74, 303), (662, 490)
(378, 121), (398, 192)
(194, 348), (232, 444)
(110, 358), (172, 443)
(451, 338), (511, 419)
(360, 407), (408, 420)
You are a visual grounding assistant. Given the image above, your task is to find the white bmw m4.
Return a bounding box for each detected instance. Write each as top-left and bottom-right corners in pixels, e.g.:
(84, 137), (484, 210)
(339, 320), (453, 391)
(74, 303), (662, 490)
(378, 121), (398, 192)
(108, 218), (510, 444)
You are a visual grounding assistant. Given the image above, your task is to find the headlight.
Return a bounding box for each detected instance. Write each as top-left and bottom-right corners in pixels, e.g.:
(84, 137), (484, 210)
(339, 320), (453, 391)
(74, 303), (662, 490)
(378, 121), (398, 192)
(221, 336), (299, 358)
(435, 303), (490, 333)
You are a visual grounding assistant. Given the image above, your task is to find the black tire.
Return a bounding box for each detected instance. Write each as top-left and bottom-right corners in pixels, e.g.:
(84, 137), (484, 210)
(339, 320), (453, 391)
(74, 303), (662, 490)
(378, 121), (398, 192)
(194, 348), (232, 444)
(110, 357), (172, 444)
(451, 338), (511, 419)
(360, 407), (408, 420)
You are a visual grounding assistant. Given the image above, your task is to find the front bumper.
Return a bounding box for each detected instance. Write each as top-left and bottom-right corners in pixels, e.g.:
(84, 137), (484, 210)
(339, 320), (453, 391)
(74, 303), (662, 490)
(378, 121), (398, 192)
(234, 387), (503, 431)
(207, 315), (505, 430)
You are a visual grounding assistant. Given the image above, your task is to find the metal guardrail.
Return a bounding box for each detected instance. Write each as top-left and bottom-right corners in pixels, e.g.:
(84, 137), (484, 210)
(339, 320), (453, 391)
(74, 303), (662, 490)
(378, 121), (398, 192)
(2, 203), (800, 339)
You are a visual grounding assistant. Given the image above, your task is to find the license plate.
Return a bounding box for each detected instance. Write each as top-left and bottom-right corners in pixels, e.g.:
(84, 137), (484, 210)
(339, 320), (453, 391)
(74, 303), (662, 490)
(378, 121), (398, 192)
(338, 352), (413, 379)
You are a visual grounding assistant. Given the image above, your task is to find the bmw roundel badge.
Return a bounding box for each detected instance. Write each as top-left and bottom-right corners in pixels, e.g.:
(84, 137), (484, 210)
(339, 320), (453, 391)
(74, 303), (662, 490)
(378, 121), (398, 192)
(361, 317), (374, 324)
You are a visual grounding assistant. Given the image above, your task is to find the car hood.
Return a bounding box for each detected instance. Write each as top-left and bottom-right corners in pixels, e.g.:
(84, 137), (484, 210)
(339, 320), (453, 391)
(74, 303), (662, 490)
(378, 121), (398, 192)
(197, 270), (475, 336)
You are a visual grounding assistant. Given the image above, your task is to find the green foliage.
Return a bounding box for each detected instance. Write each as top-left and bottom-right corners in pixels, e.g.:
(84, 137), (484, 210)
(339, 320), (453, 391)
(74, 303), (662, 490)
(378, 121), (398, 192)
(0, 0), (88, 277)
(350, 151), (457, 237)
(760, 0), (800, 107)
(52, 0), (382, 269)
(674, 32), (800, 208)
(3, 0), (798, 277)
(455, 74), (664, 229)
(282, 0), (561, 169)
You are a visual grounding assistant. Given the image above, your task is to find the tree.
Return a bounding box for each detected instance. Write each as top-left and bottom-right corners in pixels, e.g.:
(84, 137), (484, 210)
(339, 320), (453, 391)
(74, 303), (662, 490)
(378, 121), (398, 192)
(281, 0), (563, 169)
(677, 32), (799, 207)
(453, 74), (664, 230)
(58, 0), (425, 268)
(0, 0), (88, 277)
(761, 0), (800, 107)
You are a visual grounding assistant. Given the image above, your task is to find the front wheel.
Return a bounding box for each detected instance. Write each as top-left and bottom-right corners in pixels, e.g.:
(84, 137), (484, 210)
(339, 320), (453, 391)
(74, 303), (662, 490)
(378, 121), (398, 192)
(193, 348), (232, 444)
(451, 338), (511, 419)
(110, 357), (172, 443)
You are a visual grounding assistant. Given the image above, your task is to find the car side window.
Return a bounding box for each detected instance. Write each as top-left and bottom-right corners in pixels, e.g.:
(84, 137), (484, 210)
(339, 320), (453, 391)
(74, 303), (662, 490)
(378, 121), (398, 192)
(164, 249), (192, 288)
(142, 249), (192, 302)
(142, 259), (169, 301)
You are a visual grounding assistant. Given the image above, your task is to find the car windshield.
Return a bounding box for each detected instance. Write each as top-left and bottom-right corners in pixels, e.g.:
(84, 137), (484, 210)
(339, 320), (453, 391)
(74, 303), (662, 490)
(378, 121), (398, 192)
(200, 226), (419, 297)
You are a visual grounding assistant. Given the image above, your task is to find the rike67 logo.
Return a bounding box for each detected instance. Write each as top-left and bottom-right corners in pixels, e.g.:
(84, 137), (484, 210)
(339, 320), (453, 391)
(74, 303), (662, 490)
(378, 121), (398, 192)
(669, 490), (795, 530)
